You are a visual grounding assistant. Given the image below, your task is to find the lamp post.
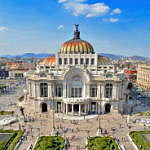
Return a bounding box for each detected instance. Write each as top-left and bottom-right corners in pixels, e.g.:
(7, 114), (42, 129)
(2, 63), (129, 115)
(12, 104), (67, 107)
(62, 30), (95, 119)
(51, 82), (56, 136)
(97, 115), (102, 136)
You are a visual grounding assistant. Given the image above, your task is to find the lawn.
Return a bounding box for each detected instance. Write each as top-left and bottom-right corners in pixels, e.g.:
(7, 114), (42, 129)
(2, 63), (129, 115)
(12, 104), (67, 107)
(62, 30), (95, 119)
(0, 129), (23, 150)
(34, 136), (65, 150)
(87, 136), (119, 150)
(130, 131), (150, 150)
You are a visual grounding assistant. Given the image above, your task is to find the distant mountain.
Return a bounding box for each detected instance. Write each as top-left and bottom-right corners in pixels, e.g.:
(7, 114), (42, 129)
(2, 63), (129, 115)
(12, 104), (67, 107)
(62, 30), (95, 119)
(100, 53), (150, 61)
(100, 53), (126, 60)
(0, 53), (53, 59)
(0, 52), (149, 61)
(128, 56), (150, 61)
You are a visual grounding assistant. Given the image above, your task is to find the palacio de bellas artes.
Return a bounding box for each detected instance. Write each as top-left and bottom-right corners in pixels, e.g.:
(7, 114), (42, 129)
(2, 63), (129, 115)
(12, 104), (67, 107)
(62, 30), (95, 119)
(22, 25), (131, 117)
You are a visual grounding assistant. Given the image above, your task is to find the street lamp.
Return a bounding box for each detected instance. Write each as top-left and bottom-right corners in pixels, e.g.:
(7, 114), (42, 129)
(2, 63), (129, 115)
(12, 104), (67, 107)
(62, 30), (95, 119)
(51, 82), (57, 136)
(97, 115), (102, 136)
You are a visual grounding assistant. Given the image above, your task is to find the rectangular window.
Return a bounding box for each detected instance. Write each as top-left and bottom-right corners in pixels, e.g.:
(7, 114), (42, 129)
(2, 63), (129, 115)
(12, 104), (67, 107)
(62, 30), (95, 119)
(59, 58), (62, 65)
(71, 88), (74, 97)
(58, 87), (61, 97)
(64, 58), (67, 64)
(69, 58), (73, 64)
(75, 88), (78, 97)
(40, 83), (48, 97)
(75, 58), (78, 65)
(91, 58), (95, 65)
(86, 58), (89, 65)
(79, 88), (82, 97)
(90, 85), (97, 97)
(80, 58), (84, 64)
(71, 88), (82, 97)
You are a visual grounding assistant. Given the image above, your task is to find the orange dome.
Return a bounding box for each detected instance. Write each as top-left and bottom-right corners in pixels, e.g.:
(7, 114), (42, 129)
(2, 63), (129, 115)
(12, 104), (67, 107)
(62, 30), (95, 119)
(59, 24), (94, 54)
(40, 56), (56, 65)
(60, 39), (94, 54)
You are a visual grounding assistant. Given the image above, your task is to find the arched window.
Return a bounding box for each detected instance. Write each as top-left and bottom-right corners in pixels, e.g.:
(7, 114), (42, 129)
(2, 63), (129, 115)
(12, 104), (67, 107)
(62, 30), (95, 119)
(41, 103), (48, 112)
(40, 83), (48, 97)
(105, 83), (113, 98)
(71, 76), (83, 98)
(105, 103), (111, 113)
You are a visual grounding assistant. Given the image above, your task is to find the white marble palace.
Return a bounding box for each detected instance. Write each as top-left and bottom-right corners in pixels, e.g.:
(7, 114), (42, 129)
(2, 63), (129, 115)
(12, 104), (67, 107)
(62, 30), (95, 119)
(25, 25), (129, 116)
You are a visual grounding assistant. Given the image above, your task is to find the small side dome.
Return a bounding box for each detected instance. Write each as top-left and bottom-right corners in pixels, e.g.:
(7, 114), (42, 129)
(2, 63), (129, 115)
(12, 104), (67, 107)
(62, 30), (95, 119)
(98, 55), (110, 64)
(59, 24), (94, 54)
(40, 56), (56, 65)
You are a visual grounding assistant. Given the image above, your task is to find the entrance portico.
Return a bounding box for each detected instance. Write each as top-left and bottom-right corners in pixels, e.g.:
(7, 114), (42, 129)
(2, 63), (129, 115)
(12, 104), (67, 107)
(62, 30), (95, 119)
(65, 103), (89, 116)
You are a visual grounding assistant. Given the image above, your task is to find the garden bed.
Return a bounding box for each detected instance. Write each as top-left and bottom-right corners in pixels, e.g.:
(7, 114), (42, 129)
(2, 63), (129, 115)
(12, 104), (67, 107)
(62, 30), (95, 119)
(34, 136), (65, 150)
(87, 136), (119, 150)
(0, 129), (23, 150)
(130, 131), (150, 150)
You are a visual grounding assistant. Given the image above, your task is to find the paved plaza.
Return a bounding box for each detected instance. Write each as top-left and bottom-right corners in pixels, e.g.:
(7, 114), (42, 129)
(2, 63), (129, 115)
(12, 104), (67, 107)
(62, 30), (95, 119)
(0, 82), (150, 150)
(8, 108), (150, 150)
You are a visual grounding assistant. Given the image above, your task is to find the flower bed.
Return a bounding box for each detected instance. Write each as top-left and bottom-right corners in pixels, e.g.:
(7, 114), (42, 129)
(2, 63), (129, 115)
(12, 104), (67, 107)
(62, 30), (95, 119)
(0, 130), (23, 150)
(87, 136), (119, 150)
(34, 136), (65, 150)
(130, 131), (150, 150)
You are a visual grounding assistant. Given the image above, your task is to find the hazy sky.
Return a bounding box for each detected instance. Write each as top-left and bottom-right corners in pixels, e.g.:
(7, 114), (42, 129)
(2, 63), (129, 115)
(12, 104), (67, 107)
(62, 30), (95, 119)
(0, 0), (150, 57)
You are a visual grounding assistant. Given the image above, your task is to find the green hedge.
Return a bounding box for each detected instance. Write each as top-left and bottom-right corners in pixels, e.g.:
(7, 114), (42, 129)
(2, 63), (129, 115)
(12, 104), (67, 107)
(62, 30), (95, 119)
(0, 130), (23, 150)
(138, 112), (150, 116)
(130, 131), (150, 150)
(34, 136), (65, 150)
(0, 111), (14, 115)
(87, 136), (119, 150)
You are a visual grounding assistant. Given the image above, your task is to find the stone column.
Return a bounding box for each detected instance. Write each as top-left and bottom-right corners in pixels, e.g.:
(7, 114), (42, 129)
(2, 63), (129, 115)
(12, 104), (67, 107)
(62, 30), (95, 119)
(34, 83), (36, 98)
(88, 104), (90, 114)
(66, 104), (68, 115)
(86, 83), (90, 97)
(98, 102), (101, 114)
(101, 84), (105, 99)
(48, 83), (52, 97)
(79, 104), (81, 116)
(84, 104), (87, 114)
(72, 104), (74, 115)
(63, 83), (66, 98)
(96, 102), (98, 113)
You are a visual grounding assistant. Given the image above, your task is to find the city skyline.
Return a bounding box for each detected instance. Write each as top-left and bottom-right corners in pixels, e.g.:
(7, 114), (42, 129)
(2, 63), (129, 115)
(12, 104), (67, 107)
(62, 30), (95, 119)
(0, 0), (150, 57)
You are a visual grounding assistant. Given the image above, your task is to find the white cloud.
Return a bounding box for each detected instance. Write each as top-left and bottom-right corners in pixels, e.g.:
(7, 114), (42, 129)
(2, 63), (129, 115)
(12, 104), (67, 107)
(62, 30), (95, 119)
(0, 26), (8, 32)
(57, 25), (64, 30)
(103, 18), (119, 23)
(58, 0), (68, 3)
(59, 0), (110, 17)
(109, 18), (119, 22)
(111, 8), (122, 15)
